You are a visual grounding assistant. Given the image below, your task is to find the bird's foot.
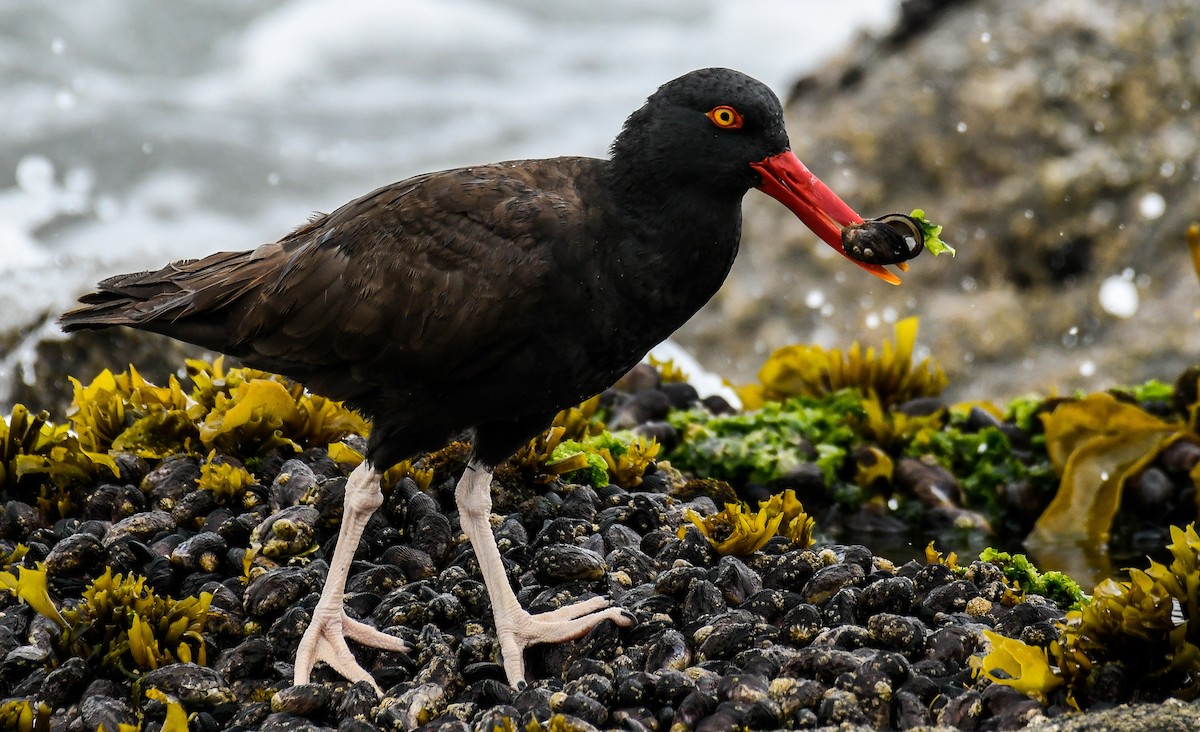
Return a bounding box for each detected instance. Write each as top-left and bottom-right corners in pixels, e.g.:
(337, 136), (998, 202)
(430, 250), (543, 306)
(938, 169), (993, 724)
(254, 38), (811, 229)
(294, 602), (408, 693)
(496, 596), (636, 686)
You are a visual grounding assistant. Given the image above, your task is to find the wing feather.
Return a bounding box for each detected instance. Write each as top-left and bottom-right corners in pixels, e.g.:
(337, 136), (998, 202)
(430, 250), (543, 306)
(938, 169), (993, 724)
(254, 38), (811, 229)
(65, 158), (601, 406)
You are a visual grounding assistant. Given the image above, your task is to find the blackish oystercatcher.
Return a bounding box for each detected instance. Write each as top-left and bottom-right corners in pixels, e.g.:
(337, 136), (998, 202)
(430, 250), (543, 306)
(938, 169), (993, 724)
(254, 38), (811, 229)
(60, 67), (897, 690)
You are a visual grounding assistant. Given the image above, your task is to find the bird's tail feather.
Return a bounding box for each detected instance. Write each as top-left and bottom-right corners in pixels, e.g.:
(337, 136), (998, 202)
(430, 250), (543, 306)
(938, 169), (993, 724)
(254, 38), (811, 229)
(59, 249), (267, 345)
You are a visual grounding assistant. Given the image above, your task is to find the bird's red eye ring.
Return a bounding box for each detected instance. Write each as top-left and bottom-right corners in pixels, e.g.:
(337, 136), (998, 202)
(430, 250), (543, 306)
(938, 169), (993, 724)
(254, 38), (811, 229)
(707, 105), (743, 129)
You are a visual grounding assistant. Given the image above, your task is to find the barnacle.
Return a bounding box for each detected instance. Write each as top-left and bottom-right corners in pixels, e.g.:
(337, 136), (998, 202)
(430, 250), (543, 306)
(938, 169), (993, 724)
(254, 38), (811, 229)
(680, 489), (815, 556)
(972, 629), (1062, 702)
(57, 568), (213, 676)
(0, 700), (50, 732)
(741, 317), (946, 409)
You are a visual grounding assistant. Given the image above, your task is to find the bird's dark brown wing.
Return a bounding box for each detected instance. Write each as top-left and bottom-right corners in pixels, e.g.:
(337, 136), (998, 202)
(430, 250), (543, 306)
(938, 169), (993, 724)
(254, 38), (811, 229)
(62, 158), (600, 406)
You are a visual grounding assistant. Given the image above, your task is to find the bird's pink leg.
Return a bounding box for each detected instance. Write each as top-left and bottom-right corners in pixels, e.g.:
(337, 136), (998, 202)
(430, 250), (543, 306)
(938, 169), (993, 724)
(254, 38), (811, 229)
(455, 459), (634, 686)
(294, 461), (408, 691)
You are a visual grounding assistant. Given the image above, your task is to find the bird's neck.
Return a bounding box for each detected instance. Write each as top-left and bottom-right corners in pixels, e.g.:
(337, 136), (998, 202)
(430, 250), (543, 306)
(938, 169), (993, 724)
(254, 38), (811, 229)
(591, 160), (745, 333)
(600, 158), (744, 267)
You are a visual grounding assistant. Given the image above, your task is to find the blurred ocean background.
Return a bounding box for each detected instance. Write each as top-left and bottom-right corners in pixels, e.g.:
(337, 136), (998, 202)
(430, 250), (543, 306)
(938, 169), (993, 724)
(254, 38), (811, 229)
(0, 0), (898, 402)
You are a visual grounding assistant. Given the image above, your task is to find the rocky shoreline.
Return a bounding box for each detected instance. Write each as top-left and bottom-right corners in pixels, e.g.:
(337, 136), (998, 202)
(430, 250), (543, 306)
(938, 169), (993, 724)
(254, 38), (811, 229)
(3, 355), (1199, 731)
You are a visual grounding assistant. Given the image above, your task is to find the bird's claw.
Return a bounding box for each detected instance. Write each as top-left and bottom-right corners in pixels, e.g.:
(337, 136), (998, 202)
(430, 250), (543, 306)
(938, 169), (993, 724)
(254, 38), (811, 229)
(497, 597), (635, 686)
(294, 605), (408, 693)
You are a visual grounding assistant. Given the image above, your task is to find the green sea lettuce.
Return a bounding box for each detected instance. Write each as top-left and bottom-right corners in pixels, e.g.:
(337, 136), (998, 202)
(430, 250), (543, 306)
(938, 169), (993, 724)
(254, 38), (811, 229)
(909, 208), (955, 256)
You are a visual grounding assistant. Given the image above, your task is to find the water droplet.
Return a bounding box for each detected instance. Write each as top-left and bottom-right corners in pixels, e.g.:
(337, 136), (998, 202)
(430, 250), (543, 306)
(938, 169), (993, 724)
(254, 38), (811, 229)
(64, 167), (94, 193)
(266, 172), (281, 186)
(819, 303), (835, 317)
(977, 442), (988, 454)
(1137, 191), (1166, 220)
(16, 155), (55, 195)
(865, 312), (881, 329)
(882, 307), (898, 323)
(1023, 209), (1034, 219)
(960, 276), (977, 292)
(804, 290), (825, 309)
(1098, 275), (1138, 318)
(50, 38), (65, 55)
(1160, 161), (1176, 178)
(956, 121), (968, 133)
(94, 195), (121, 221)
(141, 142), (154, 155)
(980, 31), (992, 43)
(1099, 470), (1109, 481)
(1080, 360), (1096, 377)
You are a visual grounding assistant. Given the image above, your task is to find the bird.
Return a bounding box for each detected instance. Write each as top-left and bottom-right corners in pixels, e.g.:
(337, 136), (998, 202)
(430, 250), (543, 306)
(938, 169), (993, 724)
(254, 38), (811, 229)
(60, 67), (899, 691)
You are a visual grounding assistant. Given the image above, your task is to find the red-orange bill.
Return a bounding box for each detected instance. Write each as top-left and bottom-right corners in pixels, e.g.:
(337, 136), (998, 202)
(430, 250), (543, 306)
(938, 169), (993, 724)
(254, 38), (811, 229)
(751, 150), (901, 285)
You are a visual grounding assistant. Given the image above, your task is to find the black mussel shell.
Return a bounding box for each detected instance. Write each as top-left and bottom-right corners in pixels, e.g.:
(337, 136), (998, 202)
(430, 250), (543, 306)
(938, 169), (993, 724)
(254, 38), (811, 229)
(842, 213), (924, 265)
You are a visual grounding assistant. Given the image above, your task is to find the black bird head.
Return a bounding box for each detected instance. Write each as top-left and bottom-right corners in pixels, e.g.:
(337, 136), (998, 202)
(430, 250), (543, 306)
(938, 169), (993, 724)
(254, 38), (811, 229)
(610, 67), (899, 284)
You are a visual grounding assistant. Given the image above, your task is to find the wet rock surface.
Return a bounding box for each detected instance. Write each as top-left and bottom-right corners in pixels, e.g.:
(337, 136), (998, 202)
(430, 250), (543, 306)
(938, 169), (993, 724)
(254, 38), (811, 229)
(4, 423), (1183, 731)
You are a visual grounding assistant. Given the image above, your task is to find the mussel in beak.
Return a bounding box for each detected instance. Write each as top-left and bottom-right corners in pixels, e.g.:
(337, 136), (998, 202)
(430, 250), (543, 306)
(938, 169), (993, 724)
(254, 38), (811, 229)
(841, 213), (925, 265)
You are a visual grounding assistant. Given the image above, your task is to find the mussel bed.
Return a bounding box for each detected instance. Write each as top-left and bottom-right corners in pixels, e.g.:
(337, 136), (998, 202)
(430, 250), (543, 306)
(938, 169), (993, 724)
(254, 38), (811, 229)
(2, 366), (1196, 731)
